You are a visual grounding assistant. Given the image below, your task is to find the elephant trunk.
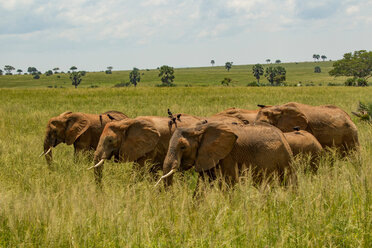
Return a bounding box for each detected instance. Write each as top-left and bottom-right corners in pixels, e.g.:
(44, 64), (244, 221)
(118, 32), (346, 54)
(43, 133), (53, 165)
(92, 148), (106, 185)
(161, 150), (181, 187)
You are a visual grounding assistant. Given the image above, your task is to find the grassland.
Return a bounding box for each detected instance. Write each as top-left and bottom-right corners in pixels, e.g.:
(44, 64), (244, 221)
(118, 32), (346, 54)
(0, 86), (371, 247)
(0, 61), (352, 88)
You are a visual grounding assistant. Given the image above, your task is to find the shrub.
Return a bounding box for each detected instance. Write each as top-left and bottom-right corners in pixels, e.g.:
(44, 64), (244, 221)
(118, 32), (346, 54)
(221, 77), (232, 86)
(314, 66), (321, 73)
(357, 78), (368, 86)
(33, 74), (40, 79)
(345, 78), (356, 86)
(105, 70), (112, 74)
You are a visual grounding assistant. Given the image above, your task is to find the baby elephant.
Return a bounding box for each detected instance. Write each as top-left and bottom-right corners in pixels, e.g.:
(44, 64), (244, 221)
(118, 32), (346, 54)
(158, 121), (296, 187)
(42, 111), (128, 165)
(284, 129), (323, 170)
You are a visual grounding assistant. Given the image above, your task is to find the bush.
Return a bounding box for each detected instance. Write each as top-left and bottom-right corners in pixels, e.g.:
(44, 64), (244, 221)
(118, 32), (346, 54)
(328, 82), (340, 86)
(105, 70), (112, 74)
(114, 82), (131, 87)
(345, 78), (356, 86)
(155, 83), (176, 87)
(221, 77), (232, 86)
(89, 85), (99, 88)
(247, 81), (259, 87)
(314, 66), (321, 73)
(357, 78), (368, 86)
(33, 74), (40, 79)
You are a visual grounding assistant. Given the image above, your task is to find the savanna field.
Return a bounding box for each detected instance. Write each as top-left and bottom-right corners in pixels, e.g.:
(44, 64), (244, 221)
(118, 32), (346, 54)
(1, 63), (372, 247)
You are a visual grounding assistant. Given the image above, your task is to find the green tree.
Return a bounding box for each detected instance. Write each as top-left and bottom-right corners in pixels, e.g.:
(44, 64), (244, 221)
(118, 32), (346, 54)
(264, 66), (276, 85)
(70, 71), (84, 88)
(45, 70), (53, 76)
(4, 65), (15, 75)
(17, 69), (22, 75)
(225, 62), (233, 72)
(273, 66), (286, 85)
(53, 67), (59, 74)
(70, 66), (77, 71)
(275, 59), (281, 64)
(321, 55), (327, 61)
(129, 67), (141, 87)
(252, 64), (264, 85)
(329, 50), (372, 83)
(158, 65), (175, 86)
(211, 60), (215, 66)
(266, 59), (271, 64)
(314, 66), (321, 73)
(106, 66), (113, 74)
(0, 69), (3, 75)
(27, 67), (37, 74)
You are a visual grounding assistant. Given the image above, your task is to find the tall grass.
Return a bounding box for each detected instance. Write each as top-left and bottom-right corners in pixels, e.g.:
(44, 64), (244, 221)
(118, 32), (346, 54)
(0, 87), (371, 247)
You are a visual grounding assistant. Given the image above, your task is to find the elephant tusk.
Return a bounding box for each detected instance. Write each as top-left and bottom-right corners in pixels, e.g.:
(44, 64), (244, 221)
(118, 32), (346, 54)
(87, 159), (104, 170)
(39, 147), (52, 157)
(154, 169), (175, 187)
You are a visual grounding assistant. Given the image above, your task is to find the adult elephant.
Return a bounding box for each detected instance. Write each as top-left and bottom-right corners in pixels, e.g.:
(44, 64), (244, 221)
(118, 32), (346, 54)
(157, 121), (295, 188)
(283, 128), (323, 170)
(42, 111), (128, 165)
(91, 114), (201, 184)
(212, 107), (260, 124)
(255, 102), (359, 152)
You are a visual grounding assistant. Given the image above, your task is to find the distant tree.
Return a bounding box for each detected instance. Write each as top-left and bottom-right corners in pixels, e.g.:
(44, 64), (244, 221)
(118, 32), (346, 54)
(221, 77), (232, 86)
(158, 65), (175, 86)
(316, 54), (320, 61)
(321, 55), (327, 61)
(225, 62), (233, 72)
(107, 66), (113, 71)
(17, 69), (22, 75)
(27, 67), (38, 74)
(33, 74), (40, 79)
(70, 66), (77, 71)
(4, 65), (15, 75)
(265, 66), (286, 85)
(275, 60), (281, 64)
(53, 67), (59, 74)
(0, 69), (3, 75)
(211, 60), (215, 66)
(80, 71), (86, 76)
(129, 67), (141, 87)
(329, 50), (372, 83)
(70, 71), (84, 88)
(45, 70), (53, 76)
(252, 64), (264, 85)
(273, 66), (286, 85)
(264, 67), (276, 85)
(314, 66), (321, 73)
(266, 59), (271, 64)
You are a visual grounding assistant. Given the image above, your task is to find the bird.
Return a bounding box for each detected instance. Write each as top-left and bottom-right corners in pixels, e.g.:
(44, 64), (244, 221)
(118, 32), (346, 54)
(107, 114), (116, 121)
(293, 126), (300, 131)
(257, 104), (266, 108)
(167, 109), (173, 117)
(177, 114), (181, 121)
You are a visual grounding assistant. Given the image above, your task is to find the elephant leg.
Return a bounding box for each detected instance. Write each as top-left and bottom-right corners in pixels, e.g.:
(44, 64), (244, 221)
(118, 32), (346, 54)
(94, 164), (104, 186)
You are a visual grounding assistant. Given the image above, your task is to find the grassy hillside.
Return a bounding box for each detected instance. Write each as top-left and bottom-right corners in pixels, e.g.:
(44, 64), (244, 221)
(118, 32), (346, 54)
(0, 61), (350, 88)
(0, 87), (371, 247)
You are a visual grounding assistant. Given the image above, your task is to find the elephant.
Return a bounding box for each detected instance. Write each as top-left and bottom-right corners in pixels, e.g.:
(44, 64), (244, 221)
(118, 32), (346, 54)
(42, 111), (128, 165)
(91, 114), (201, 184)
(283, 129), (323, 170)
(212, 107), (260, 124)
(255, 102), (359, 153)
(158, 121), (295, 188)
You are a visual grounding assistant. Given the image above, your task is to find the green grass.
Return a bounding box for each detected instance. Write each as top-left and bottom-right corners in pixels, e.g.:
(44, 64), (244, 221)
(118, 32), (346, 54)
(1, 87), (372, 247)
(0, 61), (352, 88)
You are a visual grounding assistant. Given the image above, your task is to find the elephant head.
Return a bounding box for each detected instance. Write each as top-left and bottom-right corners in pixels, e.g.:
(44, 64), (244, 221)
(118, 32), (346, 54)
(255, 105), (309, 132)
(91, 118), (161, 176)
(158, 122), (237, 186)
(43, 112), (90, 165)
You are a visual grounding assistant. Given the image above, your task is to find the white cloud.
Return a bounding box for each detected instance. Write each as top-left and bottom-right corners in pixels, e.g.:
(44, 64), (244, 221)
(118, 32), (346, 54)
(346, 5), (359, 14)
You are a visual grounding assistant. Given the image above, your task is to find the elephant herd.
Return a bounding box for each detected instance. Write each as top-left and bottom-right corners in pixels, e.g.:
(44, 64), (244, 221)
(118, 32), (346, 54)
(41, 102), (359, 188)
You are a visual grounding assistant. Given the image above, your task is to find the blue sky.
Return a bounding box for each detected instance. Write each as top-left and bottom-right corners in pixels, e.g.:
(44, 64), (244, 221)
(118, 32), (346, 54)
(1, 0), (371, 72)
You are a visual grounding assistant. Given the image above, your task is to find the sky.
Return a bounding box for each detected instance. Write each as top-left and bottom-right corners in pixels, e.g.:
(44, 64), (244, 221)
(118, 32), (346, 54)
(0, 0), (371, 72)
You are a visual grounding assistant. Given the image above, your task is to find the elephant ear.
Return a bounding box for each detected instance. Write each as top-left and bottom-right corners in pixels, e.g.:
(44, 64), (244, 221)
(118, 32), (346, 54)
(65, 113), (90, 145)
(277, 106), (308, 132)
(120, 119), (160, 161)
(195, 123), (237, 172)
